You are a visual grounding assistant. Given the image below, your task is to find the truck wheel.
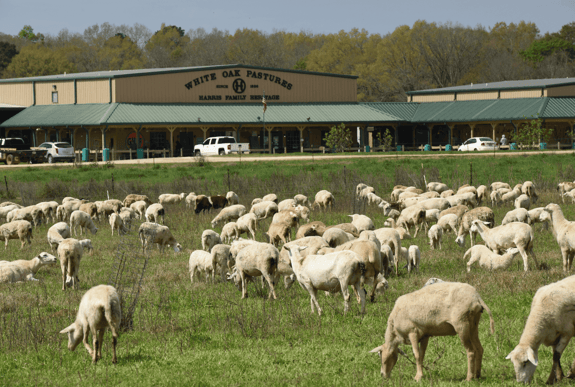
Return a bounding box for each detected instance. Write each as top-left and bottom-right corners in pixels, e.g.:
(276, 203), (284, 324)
(48, 155), (54, 164)
(218, 149), (224, 156)
(6, 154), (14, 165)
(195, 150), (201, 157)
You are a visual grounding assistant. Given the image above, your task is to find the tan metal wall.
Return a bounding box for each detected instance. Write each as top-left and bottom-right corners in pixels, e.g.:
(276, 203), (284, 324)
(500, 89), (542, 99)
(35, 81), (75, 105)
(77, 79), (111, 104)
(456, 91), (499, 101)
(114, 68), (357, 103)
(546, 85), (575, 97)
(0, 82), (34, 106)
(411, 94), (454, 103)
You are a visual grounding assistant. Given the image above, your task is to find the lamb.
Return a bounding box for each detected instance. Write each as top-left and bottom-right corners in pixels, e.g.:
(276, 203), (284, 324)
(506, 275), (575, 384)
(0, 220), (33, 249)
(185, 192), (197, 209)
(201, 230), (222, 252)
(544, 203), (575, 271)
(262, 193), (278, 203)
(501, 208), (531, 226)
(210, 204), (247, 228)
(312, 190), (334, 211)
(130, 200), (148, 219)
(236, 213), (257, 240)
(373, 228), (401, 275)
(428, 224), (443, 250)
(564, 188), (575, 204)
(47, 222), (71, 251)
(138, 222), (182, 253)
(249, 201), (278, 220)
(109, 213), (128, 236)
(145, 203), (165, 224)
(464, 245), (521, 272)
(188, 250), (215, 283)
(490, 190), (502, 207)
(123, 194), (151, 207)
(397, 205), (427, 237)
(220, 222), (239, 243)
(427, 182), (449, 193)
(226, 191), (239, 206)
(227, 243), (279, 299)
(455, 207), (495, 248)
(335, 240), (383, 302)
(59, 285), (121, 364)
(407, 245), (420, 273)
(293, 194), (311, 208)
(296, 221), (327, 239)
(322, 227), (356, 248)
(514, 194), (531, 210)
(349, 214), (375, 233)
(62, 196), (79, 204)
(527, 207), (551, 231)
(0, 252), (58, 283)
(437, 213), (459, 234)
(159, 193), (186, 205)
(70, 210), (98, 236)
(58, 238), (85, 290)
(471, 220), (538, 271)
(211, 244), (232, 281)
(285, 245), (366, 315)
(370, 282), (494, 382)
(119, 208), (136, 231)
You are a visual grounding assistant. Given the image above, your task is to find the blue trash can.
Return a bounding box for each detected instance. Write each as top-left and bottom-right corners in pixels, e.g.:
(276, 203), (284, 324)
(365, 145), (370, 152)
(396, 145), (402, 152)
(103, 148), (110, 161)
(424, 144), (431, 151)
(510, 143), (517, 150)
(539, 142), (547, 150)
(137, 149), (144, 159)
(445, 144), (453, 151)
(81, 148), (89, 162)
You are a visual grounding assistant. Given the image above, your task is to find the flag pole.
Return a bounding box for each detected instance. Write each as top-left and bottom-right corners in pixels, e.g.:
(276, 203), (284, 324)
(262, 90), (267, 153)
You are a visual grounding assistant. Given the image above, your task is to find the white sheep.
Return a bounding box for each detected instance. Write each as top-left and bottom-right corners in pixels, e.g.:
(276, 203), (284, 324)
(123, 194), (151, 207)
(189, 250), (215, 282)
(0, 220), (33, 249)
(227, 243), (279, 299)
(476, 185), (487, 204)
(249, 201), (278, 220)
(109, 213), (128, 236)
(422, 208), (440, 232)
(490, 190), (502, 207)
(262, 193), (278, 203)
(427, 182), (449, 193)
(464, 245), (521, 272)
(370, 281), (494, 382)
(544, 203), (575, 271)
(201, 230), (221, 252)
(428, 224), (443, 250)
(440, 189), (455, 198)
(159, 193), (186, 205)
(312, 190), (334, 211)
(501, 208), (531, 226)
(220, 222), (239, 243)
(491, 181), (511, 191)
(235, 212), (257, 240)
(455, 207), (495, 248)
(37, 201), (59, 223)
(527, 207), (550, 231)
(521, 180), (536, 199)
(506, 275), (575, 384)
(58, 238), (85, 290)
(514, 194), (531, 210)
(70, 210), (98, 236)
(47, 222), (71, 251)
(285, 245), (366, 315)
(294, 194), (311, 208)
(185, 192), (197, 209)
(226, 191), (239, 206)
(138, 222), (182, 253)
(130, 200), (148, 219)
(59, 285), (121, 364)
(348, 214), (375, 233)
(0, 252), (58, 283)
(0, 204), (20, 222)
(119, 208), (136, 231)
(501, 185), (523, 204)
(407, 245), (421, 273)
(374, 228), (401, 275)
(145, 203), (165, 224)
(437, 213), (459, 234)
(278, 199), (296, 212)
(210, 204), (247, 228)
(322, 227), (355, 248)
(7, 205), (43, 227)
(277, 236), (330, 289)
(397, 205), (427, 237)
(210, 244), (232, 281)
(558, 182), (575, 203)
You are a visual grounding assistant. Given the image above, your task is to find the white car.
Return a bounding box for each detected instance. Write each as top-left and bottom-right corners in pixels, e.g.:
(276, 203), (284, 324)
(38, 142), (75, 163)
(458, 137), (497, 151)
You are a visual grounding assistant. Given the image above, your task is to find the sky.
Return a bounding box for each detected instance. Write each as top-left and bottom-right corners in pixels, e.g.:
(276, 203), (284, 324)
(1, 0), (574, 38)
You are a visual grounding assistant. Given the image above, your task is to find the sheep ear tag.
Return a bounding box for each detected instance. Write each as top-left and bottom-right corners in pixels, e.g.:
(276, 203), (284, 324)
(59, 324), (74, 334)
(527, 348), (538, 366)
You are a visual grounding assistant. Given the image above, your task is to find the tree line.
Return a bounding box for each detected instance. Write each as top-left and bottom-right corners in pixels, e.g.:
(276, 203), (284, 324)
(1, 20), (575, 102)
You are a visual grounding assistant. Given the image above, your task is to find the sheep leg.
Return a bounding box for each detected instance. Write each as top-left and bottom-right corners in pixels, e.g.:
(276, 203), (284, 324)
(262, 272), (277, 300)
(82, 326), (94, 359)
(408, 332), (425, 381)
(340, 279), (351, 314)
(353, 281), (366, 314)
(470, 321), (484, 378)
(240, 272), (248, 299)
(61, 268), (67, 291)
(369, 273), (377, 303)
(548, 336), (570, 384)
(413, 224), (420, 238)
(458, 325), (478, 381)
(96, 329), (105, 361)
(516, 246), (530, 272)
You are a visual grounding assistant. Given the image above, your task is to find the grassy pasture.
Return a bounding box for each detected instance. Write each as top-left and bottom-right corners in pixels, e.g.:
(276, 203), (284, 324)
(1, 154), (575, 385)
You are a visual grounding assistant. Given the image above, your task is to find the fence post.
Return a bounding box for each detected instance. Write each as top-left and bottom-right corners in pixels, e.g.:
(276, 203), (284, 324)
(147, 149), (150, 159)
(470, 162), (473, 186)
(181, 148), (183, 157)
(4, 176), (8, 194)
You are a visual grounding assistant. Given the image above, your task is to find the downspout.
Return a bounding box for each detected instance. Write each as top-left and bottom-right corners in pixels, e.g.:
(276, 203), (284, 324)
(32, 81), (36, 106)
(74, 79), (77, 105)
(109, 79), (113, 103)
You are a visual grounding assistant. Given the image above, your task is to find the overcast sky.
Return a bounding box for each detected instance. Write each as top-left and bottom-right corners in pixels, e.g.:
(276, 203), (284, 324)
(1, 0), (574, 37)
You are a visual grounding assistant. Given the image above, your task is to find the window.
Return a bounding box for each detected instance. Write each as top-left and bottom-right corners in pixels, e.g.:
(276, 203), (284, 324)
(202, 139), (210, 146)
(149, 132), (167, 150)
(219, 137), (235, 144)
(468, 139), (477, 144)
(52, 91), (58, 104)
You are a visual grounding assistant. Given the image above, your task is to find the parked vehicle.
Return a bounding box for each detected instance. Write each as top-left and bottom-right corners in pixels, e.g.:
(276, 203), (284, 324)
(37, 142), (75, 163)
(0, 138), (47, 165)
(458, 137), (497, 151)
(194, 137), (250, 156)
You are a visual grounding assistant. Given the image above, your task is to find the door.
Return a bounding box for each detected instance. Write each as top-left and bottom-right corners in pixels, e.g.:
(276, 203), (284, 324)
(180, 132), (194, 156)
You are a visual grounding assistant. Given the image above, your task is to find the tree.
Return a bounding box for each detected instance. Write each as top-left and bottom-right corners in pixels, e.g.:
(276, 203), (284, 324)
(512, 115), (553, 149)
(376, 129), (394, 152)
(3, 44), (76, 78)
(145, 24), (190, 68)
(18, 25), (44, 43)
(324, 123), (352, 153)
(0, 42), (18, 77)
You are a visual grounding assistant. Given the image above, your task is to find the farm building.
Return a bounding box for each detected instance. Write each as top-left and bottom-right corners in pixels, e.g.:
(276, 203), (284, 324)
(1, 64), (575, 157)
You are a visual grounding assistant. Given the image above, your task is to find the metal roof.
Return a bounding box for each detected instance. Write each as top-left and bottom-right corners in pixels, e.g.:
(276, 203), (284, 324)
(408, 77), (575, 95)
(361, 102), (420, 121)
(0, 64), (358, 84)
(540, 98), (575, 119)
(0, 104), (118, 127)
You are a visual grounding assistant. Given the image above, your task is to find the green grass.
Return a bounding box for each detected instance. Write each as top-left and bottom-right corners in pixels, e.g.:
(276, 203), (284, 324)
(1, 155), (575, 385)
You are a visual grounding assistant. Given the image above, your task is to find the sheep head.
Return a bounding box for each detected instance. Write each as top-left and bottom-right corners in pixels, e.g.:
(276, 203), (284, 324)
(60, 322), (83, 352)
(506, 345), (538, 384)
(369, 343), (398, 379)
(37, 252), (57, 265)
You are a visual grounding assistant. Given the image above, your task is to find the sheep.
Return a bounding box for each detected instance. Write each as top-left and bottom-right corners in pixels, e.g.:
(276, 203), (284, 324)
(0, 220), (33, 249)
(0, 201), (21, 207)
(428, 224), (443, 250)
(293, 205), (310, 223)
(109, 213), (128, 236)
(384, 218), (411, 240)
(97, 201), (116, 221)
(7, 205), (44, 227)
(501, 185), (523, 204)
(220, 222), (239, 243)
(195, 195), (212, 214)
(397, 205), (427, 237)
(382, 209), (401, 226)
(119, 208), (136, 231)
(278, 199), (296, 212)
(294, 194), (311, 208)
(78, 239), (94, 254)
(374, 228), (401, 275)
(159, 193), (186, 205)
(188, 250), (215, 283)
(455, 207), (495, 248)
(209, 195), (228, 210)
(501, 208), (531, 226)
(322, 227), (356, 248)
(406, 245), (421, 273)
(490, 190), (502, 207)
(262, 193), (278, 203)
(62, 200), (87, 221)
(312, 190), (334, 211)
(491, 181), (511, 192)
(227, 243), (279, 299)
(422, 208), (440, 232)
(440, 189), (455, 198)
(446, 192), (478, 208)
(201, 230), (221, 252)
(471, 220), (538, 271)
(211, 244), (232, 281)
(59, 285), (121, 364)
(236, 213), (257, 240)
(514, 194), (531, 210)
(56, 205), (66, 221)
(79, 202), (98, 220)
(145, 203), (165, 224)
(37, 201), (58, 223)
(70, 210), (98, 236)
(359, 186), (375, 201)
(138, 222), (182, 253)
(185, 192), (197, 209)
(399, 195), (428, 209)
(277, 236), (330, 288)
(528, 207), (550, 231)
(370, 281), (494, 382)
(335, 239), (383, 302)
(366, 192), (385, 206)
(457, 185), (477, 195)
(0, 252), (58, 283)
(464, 245), (521, 272)
(229, 239), (260, 263)
(210, 204), (247, 228)
(47, 222), (71, 251)
(437, 213), (459, 234)
(226, 191), (239, 206)
(356, 183), (369, 197)
(423, 277), (445, 286)
(267, 222), (293, 247)
(296, 221), (327, 239)
(326, 223), (359, 237)
(544, 203), (575, 272)
(558, 182), (575, 203)
(564, 188), (575, 203)
(58, 238), (85, 290)
(420, 191), (440, 199)
(130, 200), (148, 219)
(427, 182), (449, 193)
(285, 245), (366, 315)
(249, 201), (278, 220)
(506, 275), (575, 384)
(349, 214), (375, 233)
(0, 204), (20, 222)
(123, 194), (151, 207)
(521, 181), (536, 199)
(476, 185), (487, 204)
(251, 198), (262, 206)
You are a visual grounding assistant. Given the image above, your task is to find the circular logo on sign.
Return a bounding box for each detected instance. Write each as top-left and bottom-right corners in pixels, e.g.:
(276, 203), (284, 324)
(232, 78), (246, 94)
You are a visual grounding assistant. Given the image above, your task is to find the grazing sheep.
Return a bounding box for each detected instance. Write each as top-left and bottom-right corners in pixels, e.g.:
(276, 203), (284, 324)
(209, 195), (228, 210)
(272, 210), (299, 230)
(211, 244), (232, 281)
(424, 277), (445, 286)
(476, 185), (487, 204)
(227, 243), (279, 299)
(195, 195), (212, 214)
(262, 193), (278, 203)
(123, 194), (151, 208)
(446, 192), (478, 208)
(422, 208), (440, 232)
(558, 182), (575, 203)
(370, 282), (494, 382)
(70, 210), (98, 236)
(159, 193), (185, 205)
(57, 238), (85, 290)
(294, 194), (311, 208)
(236, 213), (257, 240)
(251, 198), (262, 206)
(79, 202), (98, 220)
(440, 189), (455, 198)
(490, 190), (502, 207)
(0, 252), (58, 283)
(397, 205), (427, 238)
(428, 224), (443, 250)
(465, 245), (521, 272)
(521, 181), (536, 199)
(296, 221), (327, 239)
(185, 192), (197, 209)
(119, 208), (136, 231)
(349, 214), (375, 233)
(62, 200), (87, 221)
(0, 204), (20, 222)
(455, 207), (495, 248)
(249, 201), (278, 220)
(501, 208), (531, 226)
(7, 205), (44, 227)
(427, 182), (449, 193)
(229, 238), (260, 263)
(419, 191), (440, 199)
(285, 245), (366, 315)
(37, 201), (58, 223)
(277, 236), (330, 288)
(267, 222), (292, 247)
(109, 213), (128, 236)
(514, 194), (531, 210)
(385, 219), (411, 240)
(278, 199), (296, 212)
(322, 227), (356, 248)
(0, 220), (33, 249)
(335, 240), (383, 302)
(501, 185), (523, 204)
(491, 181), (511, 192)
(210, 204), (247, 228)
(563, 188), (575, 203)
(129, 200), (147, 220)
(189, 250), (215, 283)
(138, 222), (182, 253)
(220, 222), (239, 243)
(506, 275), (575, 384)
(437, 213), (459, 234)
(544, 204), (575, 271)
(145, 203), (165, 224)
(201, 230), (222, 252)
(47, 222), (71, 251)
(104, 199), (123, 214)
(59, 285), (121, 364)
(471, 220), (538, 271)
(457, 186), (477, 195)
(78, 239), (94, 254)
(528, 207), (550, 231)
(293, 205), (311, 223)
(97, 202), (116, 221)
(226, 191), (239, 206)
(312, 190), (334, 211)
(62, 196), (79, 204)
(326, 223), (359, 237)
(407, 245), (421, 273)
(417, 198), (451, 212)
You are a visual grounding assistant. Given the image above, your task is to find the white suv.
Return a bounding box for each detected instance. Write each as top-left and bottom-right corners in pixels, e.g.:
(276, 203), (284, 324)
(38, 142), (75, 163)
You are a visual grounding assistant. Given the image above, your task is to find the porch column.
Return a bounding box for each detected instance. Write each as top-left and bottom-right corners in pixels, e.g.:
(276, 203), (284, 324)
(266, 127), (274, 153)
(447, 124), (455, 146)
(297, 126), (305, 152)
(200, 126), (209, 141)
(491, 123), (498, 141)
(71, 128), (76, 149)
(428, 124), (434, 146)
(55, 127), (59, 142)
(84, 127), (90, 149)
(167, 126), (176, 157)
(469, 124), (476, 139)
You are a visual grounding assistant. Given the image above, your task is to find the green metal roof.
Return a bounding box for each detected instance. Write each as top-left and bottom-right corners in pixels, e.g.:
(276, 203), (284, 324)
(408, 77), (575, 95)
(0, 64), (358, 84)
(0, 104), (118, 127)
(362, 102), (420, 121)
(540, 98), (575, 119)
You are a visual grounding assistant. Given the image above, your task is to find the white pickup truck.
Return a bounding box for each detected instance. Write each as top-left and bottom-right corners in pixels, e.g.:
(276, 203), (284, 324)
(194, 136), (250, 156)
